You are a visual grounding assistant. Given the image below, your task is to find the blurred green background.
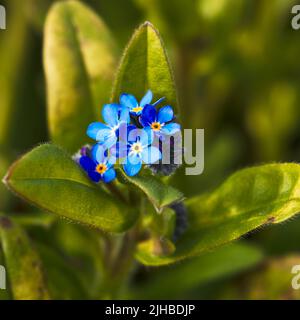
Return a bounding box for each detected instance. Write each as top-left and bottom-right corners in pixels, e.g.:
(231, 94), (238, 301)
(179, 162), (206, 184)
(1, 0), (300, 299)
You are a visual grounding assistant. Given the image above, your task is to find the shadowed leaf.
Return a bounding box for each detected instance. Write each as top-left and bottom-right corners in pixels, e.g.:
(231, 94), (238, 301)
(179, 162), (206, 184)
(112, 21), (179, 113)
(44, 0), (117, 152)
(4, 144), (138, 233)
(133, 243), (263, 299)
(136, 163), (300, 265)
(0, 215), (50, 300)
(119, 169), (183, 212)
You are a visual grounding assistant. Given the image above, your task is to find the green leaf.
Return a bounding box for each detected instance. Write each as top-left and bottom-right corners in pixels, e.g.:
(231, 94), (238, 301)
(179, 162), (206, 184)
(44, 0), (117, 152)
(111, 21), (179, 113)
(132, 243), (263, 299)
(0, 215), (50, 300)
(257, 215), (300, 256)
(118, 169), (183, 212)
(136, 163), (300, 265)
(0, 153), (13, 211)
(3, 144), (138, 233)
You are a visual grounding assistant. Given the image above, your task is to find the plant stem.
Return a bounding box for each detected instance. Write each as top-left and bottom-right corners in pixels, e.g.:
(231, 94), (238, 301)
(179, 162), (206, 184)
(100, 228), (138, 299)
(106, 182), (128, 204)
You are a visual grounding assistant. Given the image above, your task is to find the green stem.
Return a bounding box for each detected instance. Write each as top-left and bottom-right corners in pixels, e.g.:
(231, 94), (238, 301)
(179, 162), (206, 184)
(106, 182), (128, 204)
(98, 183), (142, 299)
(100, 229), (138, 299)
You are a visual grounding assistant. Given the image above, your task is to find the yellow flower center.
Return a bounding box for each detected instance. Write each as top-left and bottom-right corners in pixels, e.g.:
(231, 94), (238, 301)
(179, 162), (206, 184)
(95, 163), (107, 174)
(151, 122), (161, 131)
(131, 142), (143, 155)
(131, 106), (143, 114)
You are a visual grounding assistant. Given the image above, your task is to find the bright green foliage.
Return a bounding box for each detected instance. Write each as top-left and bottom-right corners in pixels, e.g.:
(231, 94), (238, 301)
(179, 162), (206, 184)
(3, 144), (138, 233)
(2, 0), (300, 300)
(136, 164), (300, 265)
(0, 215), (50, 300)
(111, 22), (179, 113)
(44, 0), (117, 152)
(132, 243), (263, 299)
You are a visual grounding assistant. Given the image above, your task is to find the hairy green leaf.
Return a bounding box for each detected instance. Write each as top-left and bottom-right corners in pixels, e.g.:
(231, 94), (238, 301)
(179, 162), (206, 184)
(133, 243), (263, 299)
(0, 153), (13, 211)
(44, 0), (117, 152)
(136, 163), (300, 265)
(112, 21), (179, 112)
(119, 170), (183, 212)
(3, 144), (138, 233)
(0, 215), (50, 300)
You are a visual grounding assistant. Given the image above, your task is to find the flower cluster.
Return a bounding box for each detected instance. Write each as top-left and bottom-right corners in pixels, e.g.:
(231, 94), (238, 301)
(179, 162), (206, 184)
(77, 90), (181, 183)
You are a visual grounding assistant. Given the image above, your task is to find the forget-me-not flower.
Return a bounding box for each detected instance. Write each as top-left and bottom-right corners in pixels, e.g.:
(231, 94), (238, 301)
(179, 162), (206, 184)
(140, 104), (181, 137)
(122, 127), (162, 176)
(87, 104), (130, 148)
(79, 145), (116, 183)
(120, 90), (164, 116)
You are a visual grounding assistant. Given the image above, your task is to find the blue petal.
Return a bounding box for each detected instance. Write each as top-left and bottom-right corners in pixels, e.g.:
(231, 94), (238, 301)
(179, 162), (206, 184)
(91, 144), (106, 164)
(111, 142), (129, 158)
(153, 97), (165, 107)
(120, 93), (138, 109)
(127, 127), (142, 143)
(127, 127), (153, 146)
(107, 156), (117, 167)
(160, 123), (181, 135)
(141, 146), (162, 164)
(119, 105), (130, 123)
(79, 156), (96, 172)
(118, 124), (137, 142)
(158, 105), (174, 123)
(139, 127), (154, 147)
(127, 153), (142, 165)
(88, 170), (101, 183)
(87, 122), (110, 141)
(123, 155), (142, 177)
(103, 135), (117, 149)
(102, 104), (119, 127)
(140, 90), (153, 107)
(140, 105), (157, 127)
(103, 168), (116, 183)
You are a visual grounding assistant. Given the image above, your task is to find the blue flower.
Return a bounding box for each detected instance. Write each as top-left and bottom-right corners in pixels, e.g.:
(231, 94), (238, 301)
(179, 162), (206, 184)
(120, 90), (164, 116)
(79, 145), (116, 183)
(140, 104), (181, 137)
(122, 127), (162, 176)
(87, 104), (130, 148)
